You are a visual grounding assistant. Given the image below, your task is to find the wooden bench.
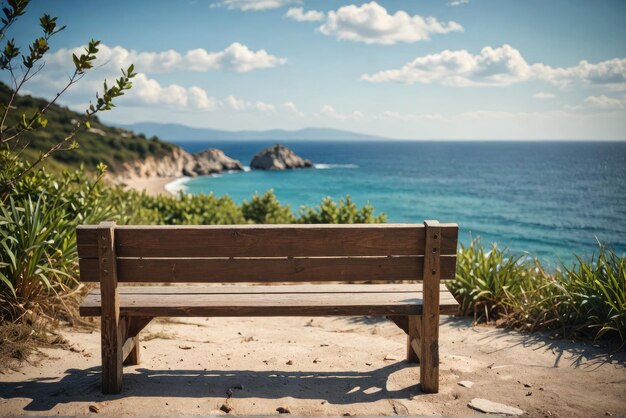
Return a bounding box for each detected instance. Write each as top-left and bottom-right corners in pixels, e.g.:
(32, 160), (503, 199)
(77, 221), (459, 394)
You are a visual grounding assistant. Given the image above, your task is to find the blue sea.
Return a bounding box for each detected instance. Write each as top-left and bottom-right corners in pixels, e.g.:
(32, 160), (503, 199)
(172, 140), (626, 266)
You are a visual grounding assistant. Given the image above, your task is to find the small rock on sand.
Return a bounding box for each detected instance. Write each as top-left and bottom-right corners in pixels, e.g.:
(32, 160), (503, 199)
(276, 406), (291, 414)
(458, 380), (474, 388)
(468, 398), (524, 416)
(89, 405), (99, 413)
(220, 403), (233, 413)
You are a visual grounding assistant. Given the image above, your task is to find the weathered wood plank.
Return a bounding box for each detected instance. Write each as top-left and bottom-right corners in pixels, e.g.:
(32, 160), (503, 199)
(420, 220), (441, 393)
(121, 336), (136, 364)
(99, 283), (453, 295)
(98, 221), (123, 394)
(78, 255), (456, 283)
(407, 315), (422, 363)
(79, 288), (459, 317)
(76, 224), (458, 258)
(125, 316), (153, 338)
(386, 315), (409, 334)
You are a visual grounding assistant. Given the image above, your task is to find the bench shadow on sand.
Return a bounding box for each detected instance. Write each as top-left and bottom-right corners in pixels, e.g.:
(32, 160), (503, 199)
(0, 362), (424, 411)
(441, 316), (626, 370)
(348, 315), (626, 370)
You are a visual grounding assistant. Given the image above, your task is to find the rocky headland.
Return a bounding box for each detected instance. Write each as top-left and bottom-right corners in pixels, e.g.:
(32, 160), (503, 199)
(116, 147), (243, 180)
(250, 144), (313, 170)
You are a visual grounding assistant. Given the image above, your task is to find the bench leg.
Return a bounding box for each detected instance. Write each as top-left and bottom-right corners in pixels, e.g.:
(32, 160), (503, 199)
(101, 316), (123, 394)
(407, 315), (421, 363)
(419, 313), (439, 393)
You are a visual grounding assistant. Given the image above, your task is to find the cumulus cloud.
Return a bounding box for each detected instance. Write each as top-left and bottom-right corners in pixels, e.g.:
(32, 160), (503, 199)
(319, 105), (364, 121)
(285, 7), (325, 22)
(281, 101), (304, 117)
(125, 73), (217, 110)
(211, 0), (300, 11)
(45, 43), (286, 74)
(533, 92), (556, 99)
(221, 95), (276, 112)
(448, 0), (469, 5)
(584, 95), (625, 110)
(317, 2), (463, 45)
(361, 44), (626, 89)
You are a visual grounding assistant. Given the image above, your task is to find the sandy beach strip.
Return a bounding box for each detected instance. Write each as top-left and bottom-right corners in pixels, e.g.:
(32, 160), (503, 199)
(119, 176), (190, 196)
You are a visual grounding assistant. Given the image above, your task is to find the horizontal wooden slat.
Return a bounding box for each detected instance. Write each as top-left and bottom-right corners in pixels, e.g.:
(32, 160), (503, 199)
(79, 284), (459, 317)
(105, 283), (452, 295)
(76, 223), (458, 258)
(78, 255), (456, 283)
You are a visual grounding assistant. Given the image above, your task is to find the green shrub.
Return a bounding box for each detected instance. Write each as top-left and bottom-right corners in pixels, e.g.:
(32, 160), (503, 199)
(242, 190), (296, 224)
(298, 195), (386, 224)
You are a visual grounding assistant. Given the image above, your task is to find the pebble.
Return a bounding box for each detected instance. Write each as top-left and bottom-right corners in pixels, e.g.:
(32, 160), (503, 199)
(276, 406), (291, 414)
(458, 380), (474, 388)
(220, 403), (233, 413)
(89, 405), (99, 413)
(286, 360), (293, 365)
(468, 398), (524, 416)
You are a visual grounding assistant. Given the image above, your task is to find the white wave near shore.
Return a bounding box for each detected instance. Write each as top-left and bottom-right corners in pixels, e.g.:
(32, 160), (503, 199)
(314, 163), (359, 169)
(164, 176), (192, 195)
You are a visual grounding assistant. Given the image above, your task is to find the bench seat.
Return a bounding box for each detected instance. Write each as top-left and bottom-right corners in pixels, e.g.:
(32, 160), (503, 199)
(80, 284), (459, 317)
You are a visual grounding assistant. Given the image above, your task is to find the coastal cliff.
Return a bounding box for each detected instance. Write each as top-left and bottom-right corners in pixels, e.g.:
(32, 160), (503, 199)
(250, 144), (313, 170)
(116, 147), (243, 180)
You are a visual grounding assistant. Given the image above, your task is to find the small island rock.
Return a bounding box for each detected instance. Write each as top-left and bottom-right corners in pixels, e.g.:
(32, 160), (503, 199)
(250, 144), (313, 170)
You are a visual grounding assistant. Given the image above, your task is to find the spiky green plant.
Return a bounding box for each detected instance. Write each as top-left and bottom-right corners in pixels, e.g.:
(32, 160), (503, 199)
(448, 237), (536, 322)
(505, 246), (626, 343)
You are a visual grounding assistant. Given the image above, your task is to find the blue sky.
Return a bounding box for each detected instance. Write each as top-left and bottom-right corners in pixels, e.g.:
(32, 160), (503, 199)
(6, 0), (626, 139)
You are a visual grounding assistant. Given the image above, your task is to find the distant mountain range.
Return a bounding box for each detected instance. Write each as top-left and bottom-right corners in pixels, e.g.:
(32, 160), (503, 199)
(119, 122), (386, 142)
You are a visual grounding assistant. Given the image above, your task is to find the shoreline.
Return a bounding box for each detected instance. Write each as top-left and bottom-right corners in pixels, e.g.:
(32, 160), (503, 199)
(121, 176), (189, 196)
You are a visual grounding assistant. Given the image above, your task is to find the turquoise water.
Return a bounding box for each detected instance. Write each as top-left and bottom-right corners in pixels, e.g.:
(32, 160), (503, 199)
(175, 140), (626, 266)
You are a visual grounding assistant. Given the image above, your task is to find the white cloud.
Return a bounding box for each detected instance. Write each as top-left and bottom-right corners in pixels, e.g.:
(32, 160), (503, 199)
(584, 95), (626, 110)
(319, 105), (364, 121)
(380, 111), (443, 121)
(281, 101), (304, 117)
(448, 0), (469, 5)
(285, 7), (325, 22)
(362, 44), (626, 89)
(317, 2), (463, 45)
(533, 92), (556, 99)
(221, 95), (276, 112)
(211, 0), (300, 11)
(45, 43), (286, 75)
(127, 73), (217, 110)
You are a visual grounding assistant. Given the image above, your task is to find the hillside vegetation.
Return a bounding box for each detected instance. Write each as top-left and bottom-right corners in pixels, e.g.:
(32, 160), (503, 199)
(0, 82), (175, 172)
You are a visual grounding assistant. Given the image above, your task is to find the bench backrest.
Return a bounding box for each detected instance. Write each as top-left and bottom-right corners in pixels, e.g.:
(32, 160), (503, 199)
(76, 221), (457, 284)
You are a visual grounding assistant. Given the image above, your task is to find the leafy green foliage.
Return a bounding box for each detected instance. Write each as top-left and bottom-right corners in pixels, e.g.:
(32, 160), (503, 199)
(242, 190), (296, 224)
(298, 195), (386, 224)
(0, 0), (142, 193)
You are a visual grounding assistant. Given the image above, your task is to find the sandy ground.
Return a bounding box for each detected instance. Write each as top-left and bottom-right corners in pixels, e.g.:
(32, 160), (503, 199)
(0, 316), (624, 417)
(117, 177), (180, 196)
